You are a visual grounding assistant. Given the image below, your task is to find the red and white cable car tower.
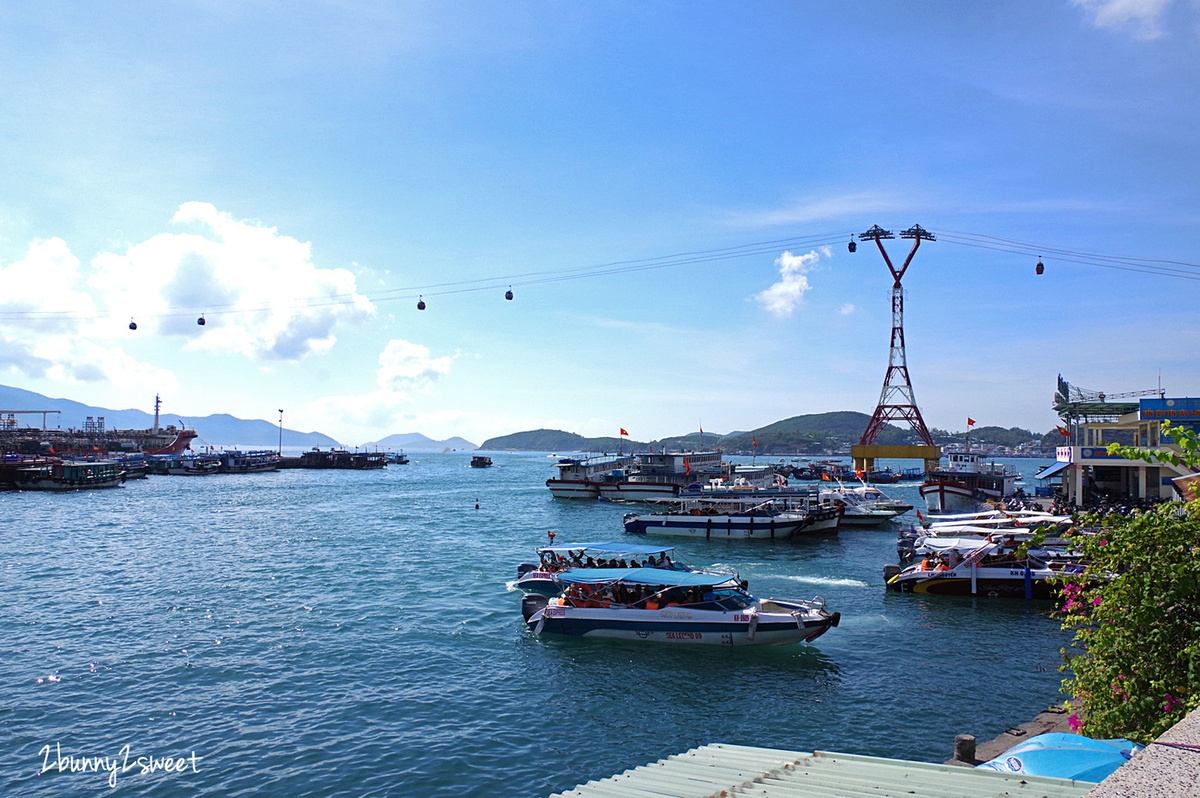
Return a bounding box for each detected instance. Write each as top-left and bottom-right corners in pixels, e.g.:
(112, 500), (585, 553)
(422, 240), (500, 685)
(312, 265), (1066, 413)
(852, 224), (941, 474)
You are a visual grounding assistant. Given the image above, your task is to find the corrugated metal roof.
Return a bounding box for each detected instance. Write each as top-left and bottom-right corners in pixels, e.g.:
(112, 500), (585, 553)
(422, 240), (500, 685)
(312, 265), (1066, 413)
(550, 743), (1097, 798)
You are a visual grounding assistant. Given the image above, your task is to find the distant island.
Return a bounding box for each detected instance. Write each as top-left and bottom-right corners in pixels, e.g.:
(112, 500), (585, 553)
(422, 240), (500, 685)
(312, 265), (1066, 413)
(480, 411), (1059, 456)
(362, 432), (478, 452)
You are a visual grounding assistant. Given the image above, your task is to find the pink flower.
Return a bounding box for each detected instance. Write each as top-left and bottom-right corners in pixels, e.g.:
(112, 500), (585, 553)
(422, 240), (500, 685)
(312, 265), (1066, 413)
(1098, 539), (1108, 546)
(1092, 596), (1102, 606)
(1068, 714), (1082, 731)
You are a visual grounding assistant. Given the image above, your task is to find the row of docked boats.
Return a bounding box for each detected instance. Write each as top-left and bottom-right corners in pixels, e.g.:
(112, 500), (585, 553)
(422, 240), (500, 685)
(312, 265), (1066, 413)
(885, 508), (1083, 598)
(549, 449), (1024, 516)
(514, 541), (840, 646)
(546, 451), (779, 502)
(0, 449), (285, 490)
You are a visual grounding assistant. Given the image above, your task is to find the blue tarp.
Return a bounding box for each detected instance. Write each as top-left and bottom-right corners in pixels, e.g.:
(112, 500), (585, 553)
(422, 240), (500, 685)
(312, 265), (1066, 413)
(557, 567), (737, 588)
(976, 732), (1140, 782)
(538, 542), (675, 556)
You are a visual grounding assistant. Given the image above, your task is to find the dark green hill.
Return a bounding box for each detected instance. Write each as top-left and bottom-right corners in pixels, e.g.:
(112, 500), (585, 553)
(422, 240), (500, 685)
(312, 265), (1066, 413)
(480, 429), (647, 452)
(718, 412), (911, 454)
(481, 413), (916, 454)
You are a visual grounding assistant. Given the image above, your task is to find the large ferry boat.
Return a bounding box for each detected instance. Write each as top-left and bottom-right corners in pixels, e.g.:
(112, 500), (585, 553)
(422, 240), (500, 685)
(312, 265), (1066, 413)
(0, 394), (197, 456)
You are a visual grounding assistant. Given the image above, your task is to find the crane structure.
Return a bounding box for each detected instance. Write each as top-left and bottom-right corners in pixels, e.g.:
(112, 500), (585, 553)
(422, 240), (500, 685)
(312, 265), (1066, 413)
(851, 224), (941, 474)
(859, 224), (935, 446)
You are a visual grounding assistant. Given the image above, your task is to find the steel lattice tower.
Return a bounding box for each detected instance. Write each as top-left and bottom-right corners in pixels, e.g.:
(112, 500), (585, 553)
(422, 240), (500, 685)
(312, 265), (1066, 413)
(858, 224), (935, 446)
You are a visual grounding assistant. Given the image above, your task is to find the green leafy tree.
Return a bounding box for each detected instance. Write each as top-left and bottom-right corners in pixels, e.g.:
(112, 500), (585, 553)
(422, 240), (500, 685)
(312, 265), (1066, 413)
(1054, 421), (1200, 742)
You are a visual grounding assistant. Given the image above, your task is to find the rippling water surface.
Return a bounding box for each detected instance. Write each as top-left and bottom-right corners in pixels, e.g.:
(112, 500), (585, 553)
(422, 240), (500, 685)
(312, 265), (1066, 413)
(2, 454), (1069, 796)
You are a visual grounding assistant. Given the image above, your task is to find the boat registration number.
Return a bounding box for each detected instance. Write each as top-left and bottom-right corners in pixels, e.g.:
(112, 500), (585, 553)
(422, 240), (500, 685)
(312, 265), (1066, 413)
(666, 632), (701, 640)
(544, 607), (565, 617)
(734, 614), (752, 622)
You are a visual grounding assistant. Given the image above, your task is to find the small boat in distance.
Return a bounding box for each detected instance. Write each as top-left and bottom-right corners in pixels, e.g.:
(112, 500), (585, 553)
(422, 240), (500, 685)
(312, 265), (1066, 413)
(470, 455), (493, 468)
(521, 568), (840, 646)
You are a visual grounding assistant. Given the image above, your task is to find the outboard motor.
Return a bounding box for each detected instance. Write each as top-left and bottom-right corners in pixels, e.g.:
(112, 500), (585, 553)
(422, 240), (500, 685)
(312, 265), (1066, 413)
(883, 564), (902, 585)
(522, 593), (549, 622)
(516, 562), (538, 578)
(896, 537), (916, 562)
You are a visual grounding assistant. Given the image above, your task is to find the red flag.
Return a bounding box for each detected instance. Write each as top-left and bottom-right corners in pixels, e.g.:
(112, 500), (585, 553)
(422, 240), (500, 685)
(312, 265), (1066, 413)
(856, 469), (864, 479)
(684, 457), (690, 475)
(752, 437), (758, 449)
(967, 418), (976, 427)
(821, 473), (831, 481)
(620, 428), (628, 437)
(1057, 425), (1070, 436)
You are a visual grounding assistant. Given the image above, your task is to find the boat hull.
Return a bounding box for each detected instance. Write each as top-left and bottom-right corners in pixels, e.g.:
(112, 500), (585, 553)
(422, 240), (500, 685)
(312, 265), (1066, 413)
(919, 480), (982, 514)
(623, 513), (810, 539)
(528, 604), (838, 646)
(546, 479), (601, 499)
(886, 566), (1058, 600)
(597, 481), (682, 502)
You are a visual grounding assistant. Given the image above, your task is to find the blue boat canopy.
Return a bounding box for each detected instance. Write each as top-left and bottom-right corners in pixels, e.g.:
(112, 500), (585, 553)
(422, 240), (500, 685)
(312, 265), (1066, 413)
(557, 567), (739, 588)
(538, 542), (676, 556)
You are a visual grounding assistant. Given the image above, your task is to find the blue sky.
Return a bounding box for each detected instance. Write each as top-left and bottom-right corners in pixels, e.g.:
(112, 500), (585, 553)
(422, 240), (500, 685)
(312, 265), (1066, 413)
(1, 1), (1198, 446)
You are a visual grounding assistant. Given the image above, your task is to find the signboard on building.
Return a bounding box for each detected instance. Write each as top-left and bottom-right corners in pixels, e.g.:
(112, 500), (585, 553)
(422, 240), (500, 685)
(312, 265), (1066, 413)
(1140, 398), (1200, 420)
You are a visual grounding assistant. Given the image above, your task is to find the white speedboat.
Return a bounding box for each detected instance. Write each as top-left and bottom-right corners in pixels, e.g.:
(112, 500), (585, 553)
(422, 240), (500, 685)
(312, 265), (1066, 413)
(884, 536), (1085, 599)
(521, 568), (840, 646)
(818, 484), (909, 526)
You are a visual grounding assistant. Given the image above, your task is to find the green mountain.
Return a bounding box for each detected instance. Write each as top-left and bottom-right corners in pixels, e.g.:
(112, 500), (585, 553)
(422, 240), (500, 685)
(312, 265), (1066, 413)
(481, 413), (911, 454)
(480, 429), (647, 452)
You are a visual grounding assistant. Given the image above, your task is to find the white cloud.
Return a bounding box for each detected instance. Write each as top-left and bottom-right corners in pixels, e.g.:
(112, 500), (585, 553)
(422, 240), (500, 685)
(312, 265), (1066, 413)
(839, 303), (856, 316)
(726, 192), (915, 229)
(755, 249), (826, 317)
(90, 202), (375, 361)
(0, 238), (97, 333)
(299, 339), (456, 442)
(376, 339), (453, 395)
(1073, 0), (1173, 40)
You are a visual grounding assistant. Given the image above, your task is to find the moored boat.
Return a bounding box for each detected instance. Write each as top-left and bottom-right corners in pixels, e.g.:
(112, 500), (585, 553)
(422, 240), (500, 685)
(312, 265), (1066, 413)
(521, 568), (840, 646)
(919, 452), (1019, 513)
(6, 459), (125, 490)
(545, 454), (635, 499)
(216, 449), (280, 473)
(622, 497), (839, 539)
(883, 536), (1085, 599)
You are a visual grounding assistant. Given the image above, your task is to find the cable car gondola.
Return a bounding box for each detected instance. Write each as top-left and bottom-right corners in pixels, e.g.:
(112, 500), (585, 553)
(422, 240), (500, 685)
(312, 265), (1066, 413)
(848, 238), (857, 253)
(1036, 258), (1044, 275)
(505, 286), (513, 301)
(128, 318), (137, 331)
(417, 296), (426, 311)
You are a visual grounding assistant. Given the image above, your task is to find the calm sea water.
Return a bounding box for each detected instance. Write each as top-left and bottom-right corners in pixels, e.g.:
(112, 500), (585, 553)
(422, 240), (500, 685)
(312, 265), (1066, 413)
(2, 453), (1069, 797)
